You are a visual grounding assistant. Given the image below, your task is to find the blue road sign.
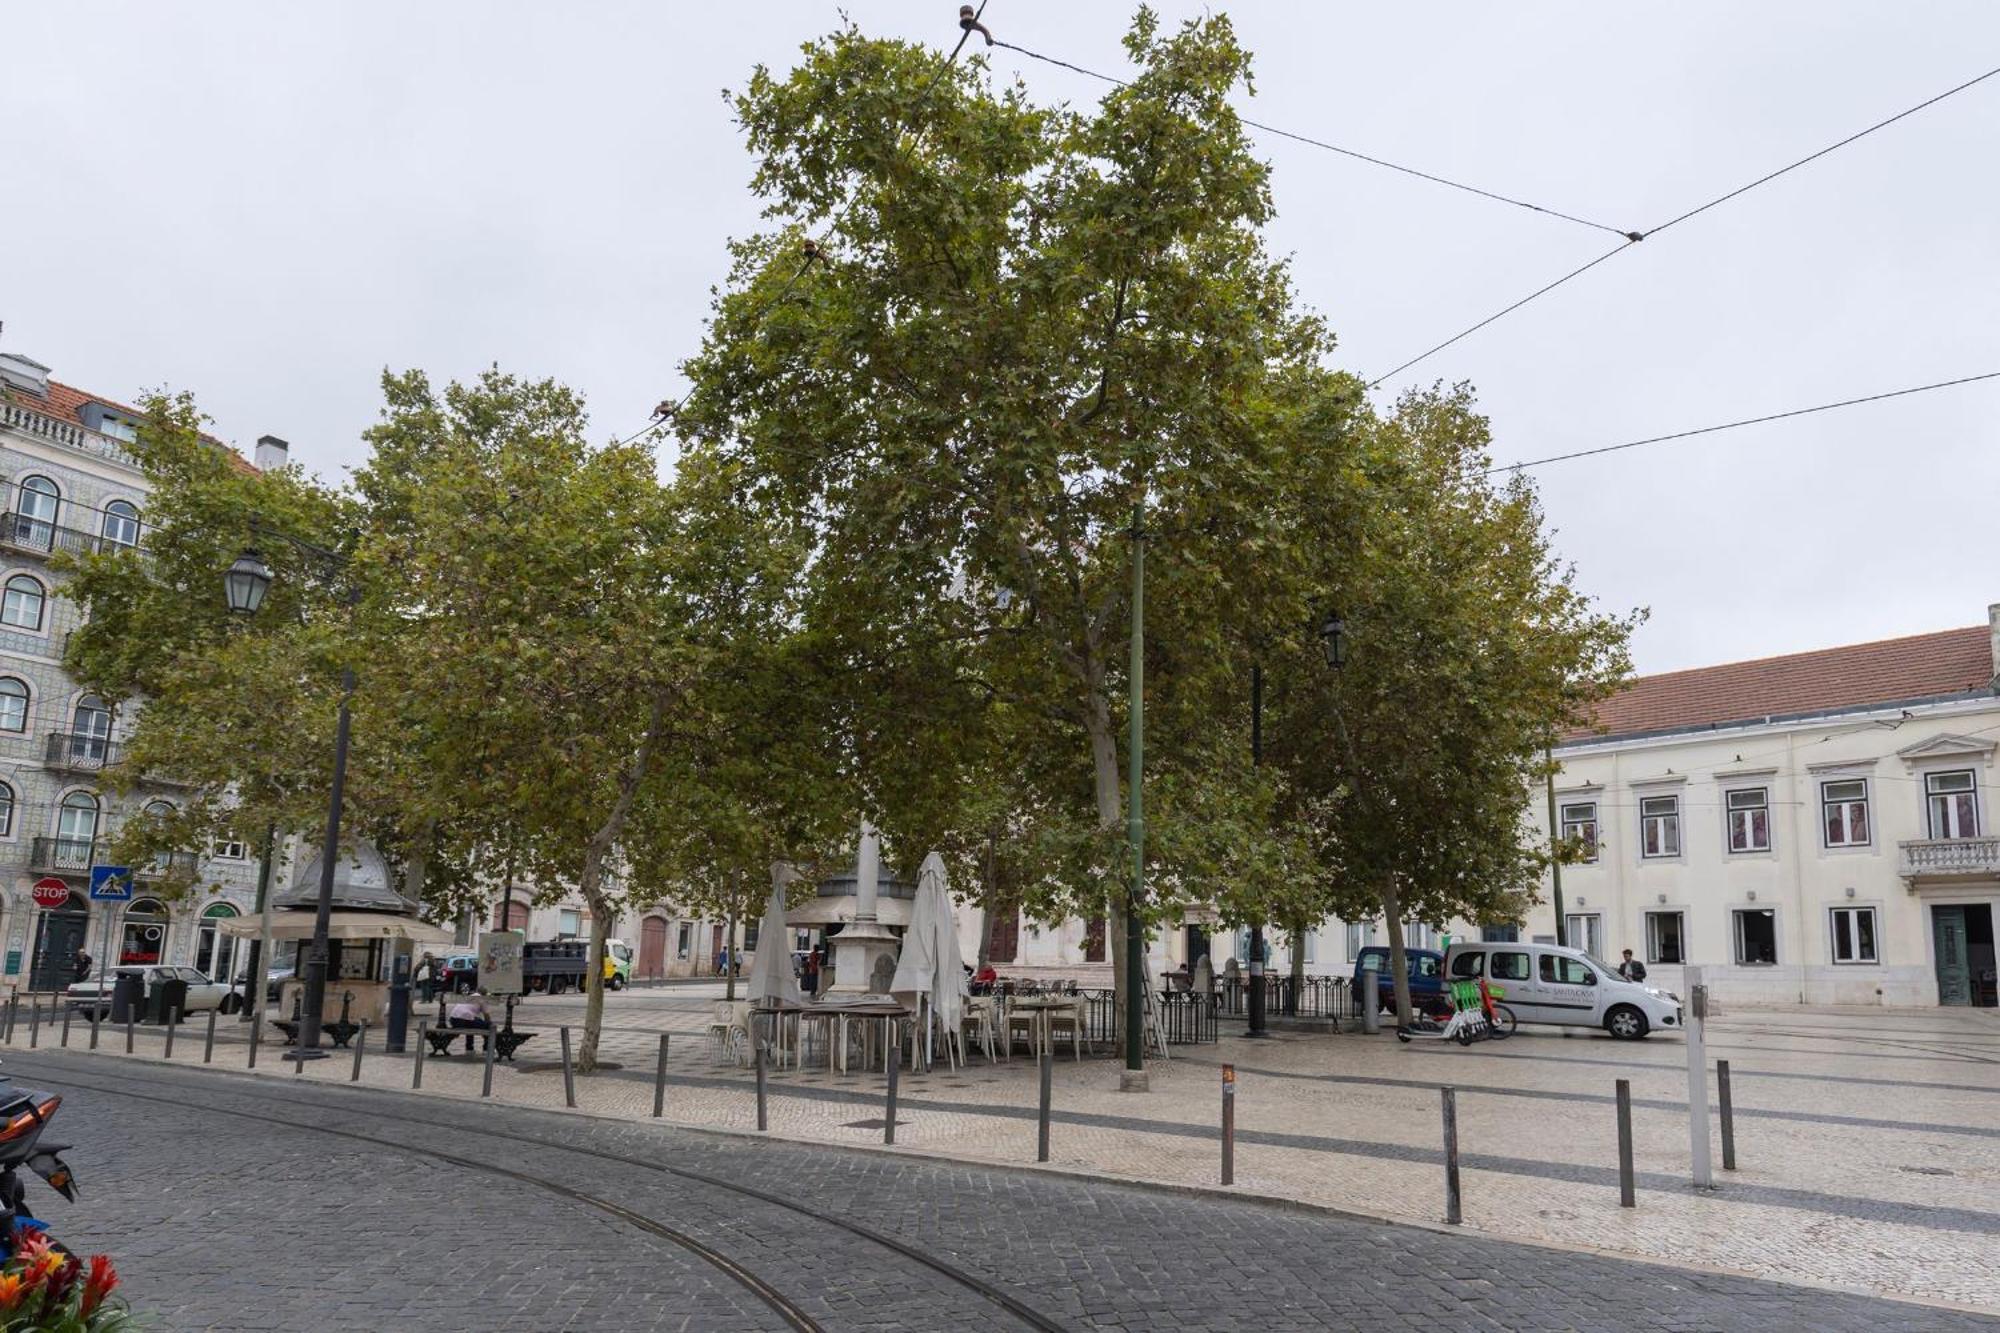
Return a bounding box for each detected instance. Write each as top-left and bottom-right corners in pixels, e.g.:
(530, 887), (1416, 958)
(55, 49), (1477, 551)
(89, 865), (134, 902)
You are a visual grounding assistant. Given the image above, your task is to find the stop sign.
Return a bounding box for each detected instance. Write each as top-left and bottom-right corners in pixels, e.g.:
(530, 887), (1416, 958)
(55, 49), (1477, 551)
(30, 878), (69, 909)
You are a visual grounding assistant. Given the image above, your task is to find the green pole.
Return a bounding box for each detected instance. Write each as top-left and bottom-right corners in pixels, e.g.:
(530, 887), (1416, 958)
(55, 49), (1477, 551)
(1124, 503), (1146, 1080)
(1545, 747), (1567, 948)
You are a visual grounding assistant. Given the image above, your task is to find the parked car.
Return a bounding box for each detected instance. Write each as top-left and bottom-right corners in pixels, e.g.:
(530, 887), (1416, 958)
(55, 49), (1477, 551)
(234, 963), (297, 1004)
(437, 953), (480, 994)
(1443, 940), (1682, 1040)
(1352, 946), (1447, 1016)
(66, 966), (231, 1021)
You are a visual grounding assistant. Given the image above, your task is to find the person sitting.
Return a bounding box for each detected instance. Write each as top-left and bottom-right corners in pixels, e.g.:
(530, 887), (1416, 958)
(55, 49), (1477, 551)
(971, 962), (998, 995)
(448, 996), (492, 1052)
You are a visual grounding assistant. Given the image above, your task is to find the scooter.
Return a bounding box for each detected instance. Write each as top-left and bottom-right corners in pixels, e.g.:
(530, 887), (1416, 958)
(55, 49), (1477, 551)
(0, 1075), (77, 1256)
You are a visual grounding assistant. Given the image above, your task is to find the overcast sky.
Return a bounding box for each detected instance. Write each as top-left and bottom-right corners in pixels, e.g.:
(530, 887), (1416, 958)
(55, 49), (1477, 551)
(5, 3), (1996, 674)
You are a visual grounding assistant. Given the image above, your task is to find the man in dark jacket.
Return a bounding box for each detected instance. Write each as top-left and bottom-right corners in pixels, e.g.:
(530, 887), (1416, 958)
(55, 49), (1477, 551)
(1617, 949), (1648, 983)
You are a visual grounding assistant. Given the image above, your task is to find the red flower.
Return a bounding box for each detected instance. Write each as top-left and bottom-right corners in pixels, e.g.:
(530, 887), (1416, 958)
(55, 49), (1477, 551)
(81, 1254), (117, 1316)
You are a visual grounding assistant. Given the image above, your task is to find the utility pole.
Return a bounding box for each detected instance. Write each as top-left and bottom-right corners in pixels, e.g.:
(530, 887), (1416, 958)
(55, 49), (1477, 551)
(1545, 746), (1567, 948)
(1245, 662), (1269, 1038)
(241, 824), (278, 1024)
(1122, 503), (1148, 1092)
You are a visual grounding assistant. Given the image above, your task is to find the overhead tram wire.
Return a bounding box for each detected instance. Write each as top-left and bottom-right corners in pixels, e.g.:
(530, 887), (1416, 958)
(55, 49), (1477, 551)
(613, 1), (997, 449)
(1481, 369), (2000, 476)
(987, 39), (1637, 240)
(1368, 60), (2000, 388)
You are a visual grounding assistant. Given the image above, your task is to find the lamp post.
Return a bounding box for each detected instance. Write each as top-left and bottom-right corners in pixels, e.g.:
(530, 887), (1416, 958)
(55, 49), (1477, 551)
(1245, 662), (1270, 1039)
(225, 543), (354, 1062)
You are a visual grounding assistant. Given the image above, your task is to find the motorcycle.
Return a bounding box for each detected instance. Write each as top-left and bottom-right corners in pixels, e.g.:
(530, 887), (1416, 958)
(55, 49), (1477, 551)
(0, 1077), (77, 1256)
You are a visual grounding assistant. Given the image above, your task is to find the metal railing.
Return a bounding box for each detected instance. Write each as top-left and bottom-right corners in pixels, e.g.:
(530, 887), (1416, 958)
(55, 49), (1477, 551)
(1218, 973), (1350, 1019)
(28, 836), (94, 875)
(1899, 836), (2000, 879)
(0, 400), (140, 469)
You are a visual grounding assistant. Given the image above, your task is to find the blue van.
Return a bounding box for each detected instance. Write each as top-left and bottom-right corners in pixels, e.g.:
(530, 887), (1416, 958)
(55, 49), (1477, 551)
(1352, 946), (1446, 1015)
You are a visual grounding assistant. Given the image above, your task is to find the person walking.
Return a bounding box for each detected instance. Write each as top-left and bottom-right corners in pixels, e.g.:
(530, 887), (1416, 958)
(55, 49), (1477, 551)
(802, 947), (822, 997)
(1617, 949), (1648, 983)
(414, 952), (439, 1003)
(72, 949), (92, 985)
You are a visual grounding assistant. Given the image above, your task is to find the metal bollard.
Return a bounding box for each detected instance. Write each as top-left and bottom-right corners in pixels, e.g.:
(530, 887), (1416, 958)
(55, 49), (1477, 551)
(652, 1033), (670, 1118)
(352, 1023), (369, 1083)
(412, 1022), (427, 1089)
(1221, 1064), (1237, 1185)
(559, 1027), (576, 1108)
(164, 1006), (180, 1059)
(28, 996), (40, 1049)
(481, 1028), (495, 1097)
(1718, 1059), (1737, 1171)
(1359, 966), (1380, 1035)
(89, 1004), (101, 1051)
(124, 1011), (135, 1056)
(247, 1015), (261, 1069)
(1037, 1053), (1052, 1163)
(754, 1040), (768, 1131)
(4, 992), (16, 1043)
(204, 1009), (218, 1064)
(61, 1002), (73, 1049)
(1615, 1078), (1636, 1207)
(1441, 1086), (1462, 1225)
(884, 1050), (899, 1146)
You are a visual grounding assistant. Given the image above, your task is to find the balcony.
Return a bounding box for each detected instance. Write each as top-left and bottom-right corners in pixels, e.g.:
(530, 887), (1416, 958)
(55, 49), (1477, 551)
(1899, 836), (2000, 886)
(29, 836), (96, 877)
(0, 512), (142, 561)
(135, 851), (199, 881)
(43, 732), (124, 774)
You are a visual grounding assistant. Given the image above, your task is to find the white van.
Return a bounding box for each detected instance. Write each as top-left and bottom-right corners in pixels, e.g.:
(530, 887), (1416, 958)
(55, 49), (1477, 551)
(1441, 941), (1682, 1040)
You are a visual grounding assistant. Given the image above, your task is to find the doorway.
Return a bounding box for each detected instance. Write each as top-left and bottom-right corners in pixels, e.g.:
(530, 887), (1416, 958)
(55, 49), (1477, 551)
(639, 916), (667, 979)
(30, 891), (88, 992)
(1933, 904), (1997, 1007)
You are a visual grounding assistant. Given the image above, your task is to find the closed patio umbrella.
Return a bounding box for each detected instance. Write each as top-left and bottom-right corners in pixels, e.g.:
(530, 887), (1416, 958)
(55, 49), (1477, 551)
(745, 880), (802, 1008)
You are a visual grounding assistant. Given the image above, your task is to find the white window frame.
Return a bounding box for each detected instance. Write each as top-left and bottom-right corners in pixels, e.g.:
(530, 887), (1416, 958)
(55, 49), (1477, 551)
(1732, 907), (1779, 966)
(1639, 794), (1681, 859)
(1301, 931), (1316, 966)
(0, 677), (26, 733)
(0, 575), (46, 632)
(675, 921), (692, 960)
(1344, 921), (1376, 961)
(1564, 912), (1604, 957)
(101, 499), (141, 549)
(1724, 786), (1771, 854)
(1924, 769), (1979, 840)
(1829, 906), (1879, 965)
(1559, 801), (1599, 863)
(0, 780), (14, 840)
(557, 908), (582, 937)
(212, 835), (248, 861)
(1821, 778), (1872, 848)
(1643, 909), (1685, 965)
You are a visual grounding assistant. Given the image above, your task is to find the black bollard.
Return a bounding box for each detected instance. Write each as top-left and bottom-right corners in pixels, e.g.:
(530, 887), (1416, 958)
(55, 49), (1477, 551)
(247, 1014), (261, 1069)
(1616, 1078), (1636, 1207)
(559, 1026), (576, 1108)
(1221, 1064), (1236, 1186)
(481, 1028), (496, 1098)
(755, 1040), (768, 1131)
(124, 1010), (134, 1056)
(352, 1023), (368, 1083)
(413, 1022), (427, 1089)
(90, 1003), (101, 1051)
(1037, 1053), (1053, 1163)
(1441, 1087), (1462, 1225)
(204, 1009), (218, 1064)
(27, 996), (40, 1049)
(652, 1033), (670, 1118)
(1718, 1059), (1737, 1172)
(884, 1049), (899, 1146)
(60, 1002), (72, 1049)
(164, 1006), (180, 1059)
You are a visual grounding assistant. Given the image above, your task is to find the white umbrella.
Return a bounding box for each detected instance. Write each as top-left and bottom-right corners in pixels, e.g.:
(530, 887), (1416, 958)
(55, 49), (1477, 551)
(745, 880), (802, 1008)
(926, 859), (969, 1036)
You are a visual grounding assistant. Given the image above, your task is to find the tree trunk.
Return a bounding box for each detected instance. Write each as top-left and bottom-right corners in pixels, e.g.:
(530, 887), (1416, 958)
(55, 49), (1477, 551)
(1380, 874), (1414, 1029)
(574, 692), (669, 1074)
(975, 835), (996, 970)
(1288, 925), (1306, 1015)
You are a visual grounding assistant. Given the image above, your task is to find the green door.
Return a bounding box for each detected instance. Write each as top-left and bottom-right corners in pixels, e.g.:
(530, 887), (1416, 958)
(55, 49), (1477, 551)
(1934, 907), (1972, 1006)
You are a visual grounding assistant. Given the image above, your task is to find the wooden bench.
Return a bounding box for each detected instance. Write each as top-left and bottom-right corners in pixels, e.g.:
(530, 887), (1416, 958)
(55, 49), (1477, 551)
(423, 1024), (536, 1062)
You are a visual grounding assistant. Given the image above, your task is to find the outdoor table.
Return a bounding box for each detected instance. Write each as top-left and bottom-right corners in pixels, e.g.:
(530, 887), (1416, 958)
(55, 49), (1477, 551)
(749, 999), (809, 1069)
(1006, 995), (1074, 1059)
(796, 1001), (911, 1074)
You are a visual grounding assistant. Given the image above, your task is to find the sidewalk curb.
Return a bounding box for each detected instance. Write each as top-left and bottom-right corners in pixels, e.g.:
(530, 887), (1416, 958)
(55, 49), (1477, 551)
(23, 1043), (2000, 1323)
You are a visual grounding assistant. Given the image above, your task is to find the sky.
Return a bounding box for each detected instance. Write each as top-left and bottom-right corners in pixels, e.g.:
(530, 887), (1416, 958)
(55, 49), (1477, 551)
(4, 2), (1996, 675)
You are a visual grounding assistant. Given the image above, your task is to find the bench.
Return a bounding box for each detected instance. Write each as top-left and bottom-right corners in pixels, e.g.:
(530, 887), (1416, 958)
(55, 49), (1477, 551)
(423, 1025), (536, 1062)
(267, 1019), (365, 1048)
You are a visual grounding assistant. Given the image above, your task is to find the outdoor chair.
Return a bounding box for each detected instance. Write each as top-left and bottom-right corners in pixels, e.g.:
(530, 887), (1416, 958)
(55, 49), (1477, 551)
(1005, 1002), (1037, 1057)
(1047, 997), (1088, 1060)
(961, 997), (999, 1063)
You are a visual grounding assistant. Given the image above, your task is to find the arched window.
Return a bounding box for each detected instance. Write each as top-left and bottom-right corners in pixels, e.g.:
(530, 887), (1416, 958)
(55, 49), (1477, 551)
(120, 897), (168, 966)
(195, 902), (240, 982)
(70, 695), (112, 764)
(143, 799), (177, 871)
(0, 677), (26, 733)
(0, 575), (45, 632)
(0, 780), (14, 838)
(101, 500), (140, 550)
(11, 476), (58, 548)
(55, 790), (99, 868)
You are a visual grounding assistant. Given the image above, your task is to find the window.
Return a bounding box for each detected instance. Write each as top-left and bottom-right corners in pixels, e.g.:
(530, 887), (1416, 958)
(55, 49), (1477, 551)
(1345, 921), (1377, 960)
(1725, 787), (1771, 853)
(1822, 779), (1871, 847)
(1640, 795), (1680, 857)
(1409, 953), (1442, 981)
(675, 921), (692, 960)
(120, 897), (168, 966)
(1082, 915), (1106, 962)
(1491, 950), (1532, 981)
(70, 695), (112, 763)
(1564, 913), (1603, 957)
(0, 780), (13, 838)
(1926, 770), (1979, 840)
(1559, 801), (1599, 862)
(1450, 951), (1485, 978)
(1830, 906), (1878, 964)
(12, 476), (58, 548)
(986, 908), (1019, 964)
(557, 909), (582, 937)
(98, 419), (137, 444)
(143, 799), (177, 871)
(101, 500), (140, 549)
(1733, 908), (1778, 965)
(194, 903), (241, 982)
(1404, 921), (1438, 950)
(56, 790), (99, 865)
(212, 835), (248, 861)
(1480, 923), (1520, 943)
(1300, 931), (1316, 966)
(1539, 954), (1595, 985)
(1, 575), (45, 631)
(1644, 910), (1685, 965)
(742, 921), (760, 952)
(0, 677), (25, 733)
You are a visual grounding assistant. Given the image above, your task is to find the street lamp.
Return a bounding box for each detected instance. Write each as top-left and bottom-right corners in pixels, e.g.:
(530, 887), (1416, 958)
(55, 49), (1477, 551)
(227, 544), (355, 1062)
(1320, 611), (1346, 671)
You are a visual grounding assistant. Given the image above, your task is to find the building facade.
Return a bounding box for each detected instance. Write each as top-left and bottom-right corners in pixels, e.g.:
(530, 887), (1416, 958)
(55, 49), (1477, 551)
(0, 351), (269, 991)
(1528, 610), (2000, 1009)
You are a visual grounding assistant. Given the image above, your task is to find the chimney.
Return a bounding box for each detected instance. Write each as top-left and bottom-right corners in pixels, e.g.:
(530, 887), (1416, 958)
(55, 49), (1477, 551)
(1989, 604), (2000, 689)
(254, 434), (290, 471)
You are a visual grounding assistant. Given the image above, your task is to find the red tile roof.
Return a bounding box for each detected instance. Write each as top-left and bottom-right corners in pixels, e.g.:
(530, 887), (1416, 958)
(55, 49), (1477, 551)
(9, 379), (256, 474)
(1568, 625), (1996, 742)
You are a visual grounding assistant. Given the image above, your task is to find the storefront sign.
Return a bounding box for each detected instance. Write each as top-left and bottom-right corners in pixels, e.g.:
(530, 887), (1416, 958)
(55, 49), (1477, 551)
(30, 879), (69, 910)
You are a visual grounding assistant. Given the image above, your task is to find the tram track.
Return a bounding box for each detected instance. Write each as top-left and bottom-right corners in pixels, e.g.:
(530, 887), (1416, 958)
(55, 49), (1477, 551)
(13, 1057), (1066, 1333)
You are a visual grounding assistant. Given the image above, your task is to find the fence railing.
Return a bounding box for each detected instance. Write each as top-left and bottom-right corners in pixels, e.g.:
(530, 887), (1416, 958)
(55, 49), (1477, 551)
(1217, 973), (1350, 1020)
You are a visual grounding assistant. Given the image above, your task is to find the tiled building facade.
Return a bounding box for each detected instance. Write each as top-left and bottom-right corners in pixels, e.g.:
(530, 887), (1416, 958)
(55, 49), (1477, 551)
(0, 352), (267, 991)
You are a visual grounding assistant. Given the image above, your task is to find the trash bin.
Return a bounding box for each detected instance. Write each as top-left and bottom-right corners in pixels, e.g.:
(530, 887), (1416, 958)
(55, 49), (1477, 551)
(110, 971), (146, 1025)
(149, 976), (189, 1024)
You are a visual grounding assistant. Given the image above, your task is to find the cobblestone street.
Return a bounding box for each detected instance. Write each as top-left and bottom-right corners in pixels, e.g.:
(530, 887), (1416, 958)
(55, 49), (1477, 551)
(8, 1045), (1995, 1332)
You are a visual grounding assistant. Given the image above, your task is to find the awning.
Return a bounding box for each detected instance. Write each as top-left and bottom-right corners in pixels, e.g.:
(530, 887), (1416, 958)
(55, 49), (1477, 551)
(216, 911), (456, 945)
(783, 896), (914, 929)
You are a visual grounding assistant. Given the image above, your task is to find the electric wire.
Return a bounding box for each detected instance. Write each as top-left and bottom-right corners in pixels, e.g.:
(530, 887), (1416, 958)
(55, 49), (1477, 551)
(1482, 370), (2000, 476)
